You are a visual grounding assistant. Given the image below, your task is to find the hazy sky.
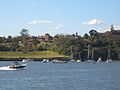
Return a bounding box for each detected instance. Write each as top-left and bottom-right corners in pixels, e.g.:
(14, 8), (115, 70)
(0, 0), (120, 37)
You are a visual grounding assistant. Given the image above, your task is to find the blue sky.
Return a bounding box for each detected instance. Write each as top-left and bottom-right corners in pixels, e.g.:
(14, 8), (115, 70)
(0, 0), (120, 37)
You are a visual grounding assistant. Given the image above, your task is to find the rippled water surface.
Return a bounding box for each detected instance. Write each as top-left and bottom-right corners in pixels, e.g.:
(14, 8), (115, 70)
(0, 61), (120, 90)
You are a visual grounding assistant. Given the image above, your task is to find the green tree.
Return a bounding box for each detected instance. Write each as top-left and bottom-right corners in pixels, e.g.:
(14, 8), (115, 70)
(6, 36), (12, 43)
(89, 30), (97, 36)
(83, 33), (89, 39)
(53, 34), (83, 58)
(0, 37), (6, 43)
(20, 28), (30, 52)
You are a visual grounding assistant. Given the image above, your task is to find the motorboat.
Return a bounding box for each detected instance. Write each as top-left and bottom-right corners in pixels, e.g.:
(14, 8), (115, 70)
(70, 59), (75, 62)
(9, 63), (27, 69)
(86, 59), (96, 63)
(22, 59), (31, 63)
(76, 60), (81, 63)
(42, 59), (49, 63)
(106, 59), (112, 62)
(9, 59), (30, 69)
(52, 59), (68, 63)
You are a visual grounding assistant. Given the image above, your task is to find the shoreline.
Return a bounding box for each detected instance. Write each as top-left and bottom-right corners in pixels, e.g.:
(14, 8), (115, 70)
(0, 51), (69, 61)
(0, 57), (70, 61)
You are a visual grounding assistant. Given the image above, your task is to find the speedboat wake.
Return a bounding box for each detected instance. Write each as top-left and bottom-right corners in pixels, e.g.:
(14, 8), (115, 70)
(0, 66), (16, 71)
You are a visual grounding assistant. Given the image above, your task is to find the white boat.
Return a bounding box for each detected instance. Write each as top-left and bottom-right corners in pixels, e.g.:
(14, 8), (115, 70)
(70, 59), (75, 62)
(22, 59), (31, 63)
(42, 59), (49, 63)
(86, 59), (96, 63)
(9, 59), (30, 69)
(52, 59), (68, 63)
(76, 60), (81, 62)
(9, 63), (27, 69)
(97, 58), (102, 62)
(106, 59), (112, 62)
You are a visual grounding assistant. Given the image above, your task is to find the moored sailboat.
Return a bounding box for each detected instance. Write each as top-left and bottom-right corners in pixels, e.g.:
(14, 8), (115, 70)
(97, 57), (102, 62)
(106, 49), (112, 62)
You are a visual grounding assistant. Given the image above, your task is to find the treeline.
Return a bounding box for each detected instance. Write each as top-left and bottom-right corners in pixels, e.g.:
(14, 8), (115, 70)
(52, 31), (120, 61)
(0, 28), (120, 61)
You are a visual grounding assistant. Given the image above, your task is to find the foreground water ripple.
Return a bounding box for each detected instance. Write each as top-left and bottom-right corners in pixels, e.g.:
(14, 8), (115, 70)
(0, 61), (120, 90)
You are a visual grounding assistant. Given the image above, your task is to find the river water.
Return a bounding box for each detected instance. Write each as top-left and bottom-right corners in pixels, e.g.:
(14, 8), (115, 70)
(0, 61), (120, 90)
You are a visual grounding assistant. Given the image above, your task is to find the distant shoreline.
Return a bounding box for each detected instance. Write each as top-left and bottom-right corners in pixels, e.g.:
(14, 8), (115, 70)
(0, 57), (69, 61)
(0, 51), (69, 61)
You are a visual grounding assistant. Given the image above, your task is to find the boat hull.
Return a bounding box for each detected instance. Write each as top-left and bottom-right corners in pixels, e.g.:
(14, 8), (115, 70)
(52, 60), (68, 63)
(9, 64), (26, 69)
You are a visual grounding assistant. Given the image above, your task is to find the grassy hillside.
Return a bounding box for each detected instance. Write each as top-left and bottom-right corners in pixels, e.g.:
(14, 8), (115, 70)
(0, 51), (69, 59)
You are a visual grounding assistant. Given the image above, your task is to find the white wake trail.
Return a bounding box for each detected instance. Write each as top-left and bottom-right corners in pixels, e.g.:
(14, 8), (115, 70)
(0, 66), (16, 71)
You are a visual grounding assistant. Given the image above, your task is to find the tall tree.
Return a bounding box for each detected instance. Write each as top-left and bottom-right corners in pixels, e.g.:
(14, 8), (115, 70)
(6, 36), (12, 43)
(20, 28), (29, 52)
(89, 30), (97, 36)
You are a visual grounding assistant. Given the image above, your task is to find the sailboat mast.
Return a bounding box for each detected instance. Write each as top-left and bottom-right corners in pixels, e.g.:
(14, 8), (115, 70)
(107, 48), (111, 60)
(87, 45), (90, 60)
(91, 49), (94, 60)
(71, 46), (73, 59)
(79, 52), (81, 60)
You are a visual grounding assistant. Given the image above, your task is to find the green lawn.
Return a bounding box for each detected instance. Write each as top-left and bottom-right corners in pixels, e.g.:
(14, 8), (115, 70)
(0, 51), (69, 59)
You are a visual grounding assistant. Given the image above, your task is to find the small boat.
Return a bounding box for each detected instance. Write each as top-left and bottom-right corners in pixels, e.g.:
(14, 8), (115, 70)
(42, 59), (49, 63)
(22, 59), (31, 63)
(97, 58), (102, 62)
(70, 59), (75, 62)
(86, 59), (96, 63)
(52, 59), (68, 63)
(9, 64), (27, 69)
(9, 59), (30, 69)
(106, 59), (112, 62)
(76, 60), (81, 63)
